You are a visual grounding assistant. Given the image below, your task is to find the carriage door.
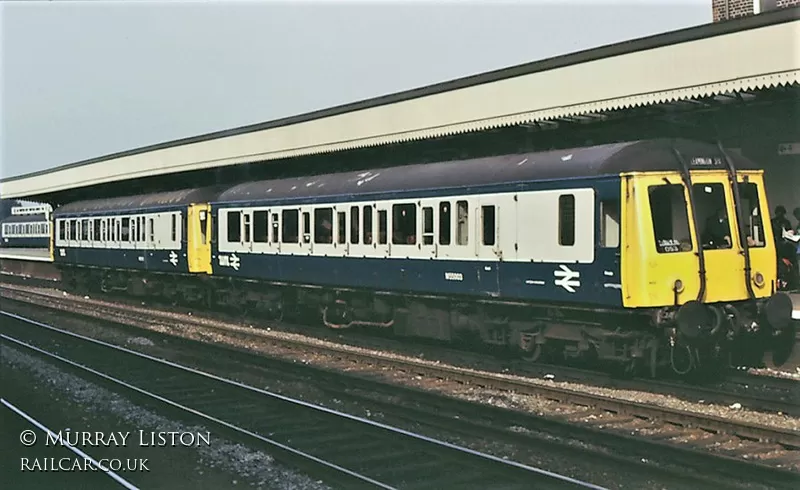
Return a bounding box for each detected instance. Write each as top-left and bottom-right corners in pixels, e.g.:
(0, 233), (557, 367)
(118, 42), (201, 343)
(374, 203), (391, 258)
(270, 211), (281, 253)
(474, 197), (501, 296)
(419, 199), (438, 258)
(187, 204), (212, 274)
(241, 210), (253, 253)
(334, 206), (349, 256)
(595, 189), (622, 303)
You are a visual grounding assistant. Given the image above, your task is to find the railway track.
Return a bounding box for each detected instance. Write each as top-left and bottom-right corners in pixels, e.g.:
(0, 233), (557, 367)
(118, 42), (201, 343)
(2, 288), (800, 483)
(3, 310), (799, 489)
(1, 283), (797, 418)
(1, 313), (602, 490)
(3, 277), (797, 390)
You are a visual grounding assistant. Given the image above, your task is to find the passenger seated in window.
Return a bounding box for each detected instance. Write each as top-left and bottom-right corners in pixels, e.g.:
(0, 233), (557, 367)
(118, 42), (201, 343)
(702, 208), (731, 249)
(317, 219), (332, 243)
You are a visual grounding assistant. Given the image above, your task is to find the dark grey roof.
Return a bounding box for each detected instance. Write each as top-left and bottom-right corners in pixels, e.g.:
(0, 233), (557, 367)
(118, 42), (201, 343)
(54, 187), (223, 216)
(2, 6), (795, 184)
(214, 139), (758, 203)
(1, 213), (49, 223)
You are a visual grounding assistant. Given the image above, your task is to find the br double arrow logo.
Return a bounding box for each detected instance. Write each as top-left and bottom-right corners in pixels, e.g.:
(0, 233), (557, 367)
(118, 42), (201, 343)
(554, 265), (580, 293)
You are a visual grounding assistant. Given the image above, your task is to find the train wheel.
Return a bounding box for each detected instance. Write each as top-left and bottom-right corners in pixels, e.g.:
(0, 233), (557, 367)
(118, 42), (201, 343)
(521, 343), (543, 362)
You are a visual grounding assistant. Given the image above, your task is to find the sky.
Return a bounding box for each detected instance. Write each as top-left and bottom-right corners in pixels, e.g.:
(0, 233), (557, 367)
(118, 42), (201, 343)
(0, 0), (711, 180)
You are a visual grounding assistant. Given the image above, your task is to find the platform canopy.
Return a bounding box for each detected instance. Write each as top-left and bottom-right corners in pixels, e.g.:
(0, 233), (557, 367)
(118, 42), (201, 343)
(1, 7), (798, 201)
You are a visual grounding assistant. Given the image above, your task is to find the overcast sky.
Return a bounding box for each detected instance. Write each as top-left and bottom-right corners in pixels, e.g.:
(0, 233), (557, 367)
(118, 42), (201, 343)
(0, 0), (711, 179)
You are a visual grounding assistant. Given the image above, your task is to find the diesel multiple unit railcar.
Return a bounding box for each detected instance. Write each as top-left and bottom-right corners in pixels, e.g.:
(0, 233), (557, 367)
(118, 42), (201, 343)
(0, 204), (52, 248)
(51, 139), (795, 377)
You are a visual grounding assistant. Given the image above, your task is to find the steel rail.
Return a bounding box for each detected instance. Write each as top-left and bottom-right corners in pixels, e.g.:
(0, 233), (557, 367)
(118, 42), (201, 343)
(0, 313), (602, 490)
(2, 285), (798, 448)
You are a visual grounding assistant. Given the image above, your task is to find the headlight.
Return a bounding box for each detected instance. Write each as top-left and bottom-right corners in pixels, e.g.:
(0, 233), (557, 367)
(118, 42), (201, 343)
(753, 272), (765, 288)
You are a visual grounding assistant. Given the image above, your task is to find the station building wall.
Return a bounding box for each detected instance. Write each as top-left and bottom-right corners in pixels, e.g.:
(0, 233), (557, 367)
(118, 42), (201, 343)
(712, 0), (800, 22)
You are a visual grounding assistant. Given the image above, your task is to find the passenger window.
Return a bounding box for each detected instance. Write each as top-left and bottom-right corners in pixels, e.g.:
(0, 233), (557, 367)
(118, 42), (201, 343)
(692, 183), (732, 250)
(456, 201), (469, 245)
(70, 220), (77, 241)
(302, 212), (311, 244)
(129, 219), (135, 243)
(59, 220), (66, 241)
(737, 182), (766, 248)
(227, 211), (241, 242)
(282, 209), (299, 243)
(243, 213), (251, 243)
(422, 207), (434, 245)
(600, 200), (620, 248)
(314, 208), (333, 244)
(120, 218), (129, 242)
(271, 213), (279, 243)
(648, 185), (692, 253)
(439, 202), (451, 245)
(392, 204), (416, 245)
(199, 211), (209, 245)
(253, 211), (268, 243)
(482, 205), (496, 246)
(337, 212), (346, 244)
(362, 206), (373, 244)
(171, 214), (178, 242)
(350, 206), (360, 244)
(378, 210), (388, 245)
(148, 218), (154, 243)
(558, 195), (575, 247)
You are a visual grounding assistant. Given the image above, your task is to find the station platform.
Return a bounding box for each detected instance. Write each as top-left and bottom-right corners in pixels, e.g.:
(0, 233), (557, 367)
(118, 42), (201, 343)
(0, 248), (59, 281)
(0, 248), (52, 262)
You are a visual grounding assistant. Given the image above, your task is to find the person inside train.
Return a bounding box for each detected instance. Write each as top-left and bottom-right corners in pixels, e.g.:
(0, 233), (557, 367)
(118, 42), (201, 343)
(317, 219), (333, 243)
(701, 207), (731, 249)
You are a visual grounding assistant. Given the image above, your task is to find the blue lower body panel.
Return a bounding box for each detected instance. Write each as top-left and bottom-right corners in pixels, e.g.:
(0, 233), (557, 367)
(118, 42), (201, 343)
(212, 252), (623, 307)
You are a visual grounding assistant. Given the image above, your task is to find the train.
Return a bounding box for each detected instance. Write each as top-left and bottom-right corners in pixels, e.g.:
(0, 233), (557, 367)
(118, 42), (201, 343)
(0, 203), (52, 248)
(46, 138), (795, 377)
